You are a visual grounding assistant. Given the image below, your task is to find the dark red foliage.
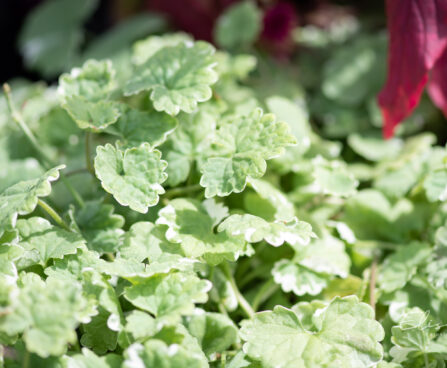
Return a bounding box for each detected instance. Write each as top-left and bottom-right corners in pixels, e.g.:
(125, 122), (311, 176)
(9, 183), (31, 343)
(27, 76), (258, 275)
(262, 2), (297, 43)
(146, 0), (236, 42)
(378, 0), (447, 138)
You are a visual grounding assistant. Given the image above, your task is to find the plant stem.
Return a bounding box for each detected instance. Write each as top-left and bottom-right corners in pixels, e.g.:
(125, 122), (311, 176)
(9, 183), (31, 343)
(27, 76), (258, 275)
(163, 184), (202, 199)
(3, 83), (85, 208)
(369, 257), (378, 312)
(220, 262), (255, 319)
(3, 83), (53, 167)
(424, 353), (429, 368)
(37, 199), (71, 231)
(22, 350), (30, 368)
(252, 279), (279, 312)
(85, 131), (95, 175)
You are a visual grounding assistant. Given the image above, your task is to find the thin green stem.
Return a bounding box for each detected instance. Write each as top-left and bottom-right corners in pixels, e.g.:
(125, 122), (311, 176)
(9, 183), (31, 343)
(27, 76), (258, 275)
(59, 175), (85, 208)
(220, 262), (255, 319)
(22, 350), (30, 368)
(252, 279), (279, 312)
(3, 83), (53, 167)
(3, 83), (85, 208)
(163, 184), (202, 199)
(85, 131), (95, 175)
(369, 257), (378, 312)
(37, 199), (71, 231)
(424, 353), (429, 368)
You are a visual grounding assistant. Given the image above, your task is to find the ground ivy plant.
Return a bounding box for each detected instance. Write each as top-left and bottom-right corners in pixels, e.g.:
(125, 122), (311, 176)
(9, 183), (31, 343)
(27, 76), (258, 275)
(1, 31), (447, 368)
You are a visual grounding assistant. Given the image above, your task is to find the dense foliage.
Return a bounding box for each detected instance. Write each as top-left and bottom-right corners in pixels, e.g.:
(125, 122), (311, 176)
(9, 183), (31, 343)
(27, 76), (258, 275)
(1, 1), (447, 367)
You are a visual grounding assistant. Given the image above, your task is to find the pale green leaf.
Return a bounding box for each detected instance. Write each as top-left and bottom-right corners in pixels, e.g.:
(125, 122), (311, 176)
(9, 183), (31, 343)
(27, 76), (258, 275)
(200, 109), (296, 197)
(0, 166), (64, 235)
(62, 96), (120, 130)
(247, 178), (295, 221)
(313, 158), (358, 197)
(59, 60), (115, 100)
(124, 271), (211, 323)
(240, 296), (384, 368)
(185, 310), (239, 357)
(272, 260), (329, 296)
(106, 106), (177, 148)
(156, 199), (247, 265)
(123, 340), (207, 368)
(94, 143), (167, 213)
(15, 217), (85, 268)
(215, 1), (262, 50)
(378, 243), (432, 293)
(125, 41), (218, 115)
(218, 214), (314, 247)
(0, 273), (89, 357)
(348, 133), (402, 162)
(424, 169), (447, 202)
(161, 109), (216, 186)
(63, 348), (122, 368)
(132, 33), (192, 65)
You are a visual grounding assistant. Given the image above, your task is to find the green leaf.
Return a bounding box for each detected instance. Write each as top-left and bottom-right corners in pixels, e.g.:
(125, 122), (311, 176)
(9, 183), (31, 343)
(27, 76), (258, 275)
(272, 260), (330, 296)
(125, 41), (218, 115)
(348, 133), (402, 162)
(106, 106), (177, 148)
(59, 59), (115, 100)
(185, 310), (239, 357)
(123, 340), (207, 368)
(62, 96), (121, 130)
(322, 35), (386, 106)
(63, 348), (122, 368)
(247, 178), (296, 221)
(161, 109), (216, 186)
(156, 199), (247, 265)
(80, 307), (118, 354)
(124, 311), (158, 342)
(132, 33), (192, 65)
(0, 166), (65, 236)
(18, 0), (99, 77)
(15, 217), (85, 268)
(0, 273), (89, 357)
(214, 1), (262, 50)
(240, 296), (384, 368)
(378, 243), (432, 293)
(74, 201), (125, 254)
(218, 214), (314, 247)
(200, 109), (296, 197)
(423, 168), (447, 202)
(59, 60), (120, 130)
(390, 307), (447, 364)
(313, 158), (358, 197)
(123, 271), (211, 324)
(266, 96), (311, 157)
(94, 143), (167, 213)
(82, 14), (167, 61)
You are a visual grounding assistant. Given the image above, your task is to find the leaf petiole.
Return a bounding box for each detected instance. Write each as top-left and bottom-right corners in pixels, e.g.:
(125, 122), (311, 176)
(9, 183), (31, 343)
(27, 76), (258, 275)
(220, 262), (255, 319)
(3, 83), (85, 208)
(163, 184), (203, 199)
(37, 199), (71, 231)
(252, 279), (279, 312)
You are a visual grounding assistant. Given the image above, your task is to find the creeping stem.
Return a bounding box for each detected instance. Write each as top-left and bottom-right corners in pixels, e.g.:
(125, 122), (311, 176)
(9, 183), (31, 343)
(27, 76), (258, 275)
(3, 83), (85, 208)
(220, 262), (255, 318)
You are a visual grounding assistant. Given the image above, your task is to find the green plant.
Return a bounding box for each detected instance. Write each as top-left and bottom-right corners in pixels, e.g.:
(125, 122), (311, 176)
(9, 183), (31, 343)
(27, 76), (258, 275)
(1, 29), (447, 368)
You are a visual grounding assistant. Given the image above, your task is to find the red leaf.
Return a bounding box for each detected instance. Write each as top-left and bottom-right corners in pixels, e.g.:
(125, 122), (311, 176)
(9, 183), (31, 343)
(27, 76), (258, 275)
(428, 47), (447, 118)
(378, 0), (447, 138)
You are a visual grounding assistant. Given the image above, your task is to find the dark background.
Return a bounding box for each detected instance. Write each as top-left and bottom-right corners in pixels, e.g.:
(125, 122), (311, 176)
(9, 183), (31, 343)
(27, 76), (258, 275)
(0, 0), (385, 83)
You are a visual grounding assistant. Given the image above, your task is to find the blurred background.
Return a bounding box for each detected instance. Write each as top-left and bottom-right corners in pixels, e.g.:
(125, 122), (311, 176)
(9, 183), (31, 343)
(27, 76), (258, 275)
(0, 0), (445, 141)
